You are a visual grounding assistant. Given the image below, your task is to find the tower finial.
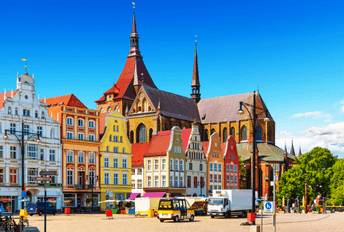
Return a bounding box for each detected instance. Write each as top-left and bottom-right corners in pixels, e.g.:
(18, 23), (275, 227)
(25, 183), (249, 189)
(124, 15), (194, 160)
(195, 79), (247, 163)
(22, 58), (27, 73)
(132, 2), (137, 33)
(128, 3), (141, 57)
(191, 35), (201, 104)
(4, 88), (7, 100)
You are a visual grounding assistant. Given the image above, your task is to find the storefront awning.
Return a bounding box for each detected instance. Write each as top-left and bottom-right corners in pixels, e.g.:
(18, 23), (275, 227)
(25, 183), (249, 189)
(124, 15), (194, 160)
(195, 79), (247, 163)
(142, 192), (166, 198)
(128, 193), (140, 200)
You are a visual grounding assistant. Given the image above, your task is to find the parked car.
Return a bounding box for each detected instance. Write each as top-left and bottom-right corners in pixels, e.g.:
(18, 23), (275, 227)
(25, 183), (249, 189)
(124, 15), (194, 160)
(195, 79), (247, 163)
(27, 202), (37, 216)
(36, 202), (57, 216)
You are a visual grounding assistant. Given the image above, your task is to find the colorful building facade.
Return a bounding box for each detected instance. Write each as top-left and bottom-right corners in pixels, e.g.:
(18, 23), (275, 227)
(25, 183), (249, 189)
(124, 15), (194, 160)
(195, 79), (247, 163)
(222, 135), (240, 190)
(45, 94), (101, 210)
(0, 71), (62, 212)
(203, 132), (224, 195)
(100, 112), (132, 211)
(184, 124), (207, 197)
(143, 126), (186, 196)
(131, 143), (149, 194)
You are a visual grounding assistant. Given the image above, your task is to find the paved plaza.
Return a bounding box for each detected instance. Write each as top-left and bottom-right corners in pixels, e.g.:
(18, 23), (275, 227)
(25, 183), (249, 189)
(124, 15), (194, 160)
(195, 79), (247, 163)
(27, 212), (344, 232)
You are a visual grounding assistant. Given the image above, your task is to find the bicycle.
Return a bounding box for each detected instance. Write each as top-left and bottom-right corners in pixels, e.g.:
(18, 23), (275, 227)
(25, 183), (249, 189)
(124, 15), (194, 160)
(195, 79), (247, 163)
(1, 215), (14, 232)
(17, 216), (29, 232)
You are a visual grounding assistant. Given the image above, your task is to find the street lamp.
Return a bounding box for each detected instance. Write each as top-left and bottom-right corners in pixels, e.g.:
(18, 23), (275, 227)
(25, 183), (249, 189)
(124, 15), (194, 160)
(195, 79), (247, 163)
(237, 91), (270, 225)
(4, 121), (40, 209)
(198, 180), (205, 197)
(86, 172), (99, 213)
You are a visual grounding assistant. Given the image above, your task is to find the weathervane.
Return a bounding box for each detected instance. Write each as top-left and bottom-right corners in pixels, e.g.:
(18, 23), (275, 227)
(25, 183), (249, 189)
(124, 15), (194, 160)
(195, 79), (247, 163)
(22, 58), (28, 73)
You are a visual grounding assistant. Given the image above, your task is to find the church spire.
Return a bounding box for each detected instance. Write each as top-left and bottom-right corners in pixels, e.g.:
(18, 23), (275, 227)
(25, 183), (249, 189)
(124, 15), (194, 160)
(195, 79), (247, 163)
(191, 37), (201, 103)
(298, 144), (302, 157)
(128, 6), (141, 57)
(283, 141), (288, 156)
(290, 139), (296, 156)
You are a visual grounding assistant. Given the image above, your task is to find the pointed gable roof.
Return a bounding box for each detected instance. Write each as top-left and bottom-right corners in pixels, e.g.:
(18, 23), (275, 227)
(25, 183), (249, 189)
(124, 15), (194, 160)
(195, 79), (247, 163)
(132, 142), (150, 167)
(181, 128), (192, 151)
(45, 94), (87, 108)
(144, 133), (171, 157)
(290, 140), (296, 156)
(0, 91), (18, 109)
(202, 141), (210, 157)
(140, 86), (200, 122)
(198, 92), (273, 124)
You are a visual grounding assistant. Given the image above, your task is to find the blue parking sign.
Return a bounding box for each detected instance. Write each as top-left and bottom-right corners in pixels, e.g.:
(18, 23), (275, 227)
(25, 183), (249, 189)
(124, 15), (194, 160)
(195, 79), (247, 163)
(265, 202), (272, 210)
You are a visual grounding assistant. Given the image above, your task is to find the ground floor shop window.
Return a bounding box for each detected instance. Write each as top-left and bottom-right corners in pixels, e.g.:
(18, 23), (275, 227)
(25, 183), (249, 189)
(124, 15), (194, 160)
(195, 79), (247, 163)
(64, 194), (76, 207)
(0, 197), (15, 212)
(85, 194), (99, 207)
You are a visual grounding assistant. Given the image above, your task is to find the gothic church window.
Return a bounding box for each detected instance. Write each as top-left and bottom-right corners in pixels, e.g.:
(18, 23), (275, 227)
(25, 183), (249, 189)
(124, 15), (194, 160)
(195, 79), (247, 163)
(230, 127), (235, 137)
(241, 126), (247, 141)
(137, 124), (147, 143)
(223, 128), (228, 142)
(256, 126), (262, 140)
(211, 129), (215, 136)
(204, 129), (209, 141)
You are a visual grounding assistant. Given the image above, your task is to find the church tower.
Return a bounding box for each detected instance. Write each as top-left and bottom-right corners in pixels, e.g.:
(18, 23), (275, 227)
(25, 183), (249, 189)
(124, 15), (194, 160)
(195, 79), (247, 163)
(191, 41), (201, 103)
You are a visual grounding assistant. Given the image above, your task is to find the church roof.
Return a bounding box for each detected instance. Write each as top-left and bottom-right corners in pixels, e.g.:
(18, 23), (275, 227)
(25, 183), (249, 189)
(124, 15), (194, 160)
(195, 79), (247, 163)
(142, 85), (201, 122)
(45, 94), (87, 108)
(0, 90), (18, 109)
(197, 92), (273, 124)
(132, 142), (150, 167)
(237, 142), (295, 162)
(144, 133), (171, 157)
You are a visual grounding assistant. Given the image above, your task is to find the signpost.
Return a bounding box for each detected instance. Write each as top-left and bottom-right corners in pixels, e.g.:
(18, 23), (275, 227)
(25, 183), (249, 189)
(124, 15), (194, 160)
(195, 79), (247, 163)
(33, 177), (53, 182)
(38, 171), (58, 232)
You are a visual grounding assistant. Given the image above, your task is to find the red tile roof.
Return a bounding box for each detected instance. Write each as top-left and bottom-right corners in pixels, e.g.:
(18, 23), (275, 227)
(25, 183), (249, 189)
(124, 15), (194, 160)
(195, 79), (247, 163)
(103, 85), (120, 95)
(202, 141), (210, 156)
(144, 134), (171, 157)
(99, 112), (107, 135)
(45, 94), (87, 109)
(181, 128), (192, 151)
(96, 56), (157, 103)
(158, 131), (171, 136)
(132, 143), (150, 167)
(0, 91), (18, 109)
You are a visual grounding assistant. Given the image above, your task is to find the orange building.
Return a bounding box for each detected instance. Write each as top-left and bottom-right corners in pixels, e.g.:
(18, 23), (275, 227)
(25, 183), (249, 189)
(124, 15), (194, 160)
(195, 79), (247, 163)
(45, 94), (101, 211)
(203, 132), (224, 195)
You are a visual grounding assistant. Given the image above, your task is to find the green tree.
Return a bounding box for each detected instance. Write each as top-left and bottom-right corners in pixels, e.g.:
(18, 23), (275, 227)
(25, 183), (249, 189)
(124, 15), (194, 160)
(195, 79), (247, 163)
(239, 155), (246, 189)
(277, 147), (337, 203)
(328, 159), (344, 205)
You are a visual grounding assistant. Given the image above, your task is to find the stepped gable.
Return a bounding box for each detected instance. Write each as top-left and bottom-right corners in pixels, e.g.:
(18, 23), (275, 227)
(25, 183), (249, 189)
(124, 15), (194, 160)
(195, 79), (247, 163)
(132, 142), (150, 167)
(45, 94), (87, 108)
(143, 85), (201, 122)
(0, 91), (18, 109)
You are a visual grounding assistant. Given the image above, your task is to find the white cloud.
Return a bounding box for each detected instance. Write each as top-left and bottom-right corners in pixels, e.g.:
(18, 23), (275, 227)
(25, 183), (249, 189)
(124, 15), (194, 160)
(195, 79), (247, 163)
(324, 119), (332, 123)
(292, 111), (321, 118)
(279, 130), (292, 137)
(276, 122), (344, 158)
(342, 105), (344, 113)
(291, 111), (332, 119)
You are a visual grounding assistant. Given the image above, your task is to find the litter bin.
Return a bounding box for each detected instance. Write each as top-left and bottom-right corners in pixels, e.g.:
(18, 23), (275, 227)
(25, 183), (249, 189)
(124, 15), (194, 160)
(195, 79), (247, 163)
(64, 208), (70, 214)
(20, 209), (28, 220)
(247, 212), (255, 222)
(112, 209), (118, 214)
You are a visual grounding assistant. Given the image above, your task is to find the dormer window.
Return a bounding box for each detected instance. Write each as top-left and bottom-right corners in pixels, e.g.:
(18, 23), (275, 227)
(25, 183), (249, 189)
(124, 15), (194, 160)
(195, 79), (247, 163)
(53, 103), (57, 107)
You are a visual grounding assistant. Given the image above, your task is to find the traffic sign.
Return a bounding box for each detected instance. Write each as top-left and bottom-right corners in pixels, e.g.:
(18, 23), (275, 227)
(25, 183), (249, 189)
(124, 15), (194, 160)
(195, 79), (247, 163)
(264, 201), (274, 213)
(38, 183), (63, 188)
(33, 177), (53, 181)
(40, 171), (58, 176)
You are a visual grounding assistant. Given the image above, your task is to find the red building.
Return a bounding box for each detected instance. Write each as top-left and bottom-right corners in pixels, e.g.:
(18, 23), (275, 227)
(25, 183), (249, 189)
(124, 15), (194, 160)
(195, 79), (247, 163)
(222, 136), (240, 190)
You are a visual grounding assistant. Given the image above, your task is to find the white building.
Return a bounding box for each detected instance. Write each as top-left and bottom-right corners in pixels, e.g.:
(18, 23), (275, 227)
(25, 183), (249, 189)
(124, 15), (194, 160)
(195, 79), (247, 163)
(184, 123), (207, 197)
(0, 70), (62, 212)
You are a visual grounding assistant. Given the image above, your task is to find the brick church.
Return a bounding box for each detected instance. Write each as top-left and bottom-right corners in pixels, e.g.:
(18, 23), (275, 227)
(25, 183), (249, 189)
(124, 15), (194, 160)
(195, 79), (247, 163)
(95, 11), (296, 199)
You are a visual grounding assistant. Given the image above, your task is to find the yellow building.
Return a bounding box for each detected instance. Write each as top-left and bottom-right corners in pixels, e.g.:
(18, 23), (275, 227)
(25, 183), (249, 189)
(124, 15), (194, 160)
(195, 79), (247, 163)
(100, 112), (132, 211)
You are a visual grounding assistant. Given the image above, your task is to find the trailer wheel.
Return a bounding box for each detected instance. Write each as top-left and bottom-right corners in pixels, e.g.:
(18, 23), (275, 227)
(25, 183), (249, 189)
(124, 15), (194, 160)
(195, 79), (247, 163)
(189, 215), (194, 221)
(30, 214), (33, 216)
(211, 215), (215, 218)
(160, 219), (164, 222)
(174, 216), (179, 222)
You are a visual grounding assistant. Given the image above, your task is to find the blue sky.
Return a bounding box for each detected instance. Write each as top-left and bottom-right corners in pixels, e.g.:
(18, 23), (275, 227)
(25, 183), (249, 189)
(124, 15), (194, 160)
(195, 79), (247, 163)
(0, 1), (343, 157)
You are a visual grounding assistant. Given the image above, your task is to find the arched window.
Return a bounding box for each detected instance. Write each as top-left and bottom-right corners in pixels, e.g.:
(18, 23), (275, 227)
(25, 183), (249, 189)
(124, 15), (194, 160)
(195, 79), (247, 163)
(88, 120), (95, 128)
(35, 110), (38, 118)
(117, 126), (119, 132)
(67, 117), (73, 125)
(78, 119), (84, 127)
(42, 111), (45, 119)
(50, 128), (54, 139)
(130, 131), (134, 143)
(230, 127), (235, 137)
(256, 125), (262, 140)
(136, 124), (147, 143)
(8, 106), (11, 115)
(15, 108), (18, 115)
(149, 128), (153, 141)
(241, 126), (247, 141)
(211, 129), (215, 136)
(223, 128), (228, 142)
(204, 129), (209, 141)
(113, 125), (116, 132)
